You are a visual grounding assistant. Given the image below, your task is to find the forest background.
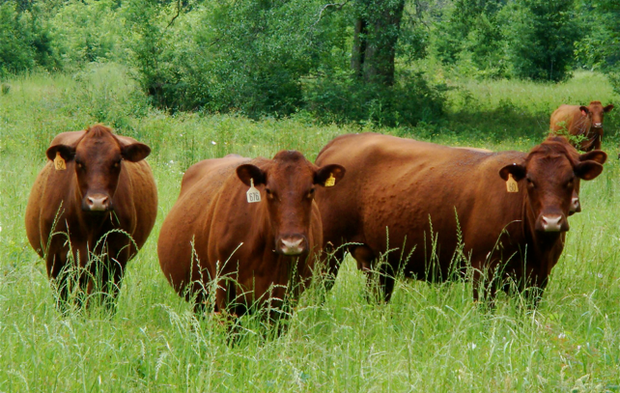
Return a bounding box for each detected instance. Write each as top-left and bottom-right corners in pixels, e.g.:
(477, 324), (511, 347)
(2, 0), (620, 129)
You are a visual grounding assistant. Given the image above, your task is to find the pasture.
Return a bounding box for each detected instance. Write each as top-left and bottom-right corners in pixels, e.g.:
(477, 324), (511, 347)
(1, 64), (620, 391)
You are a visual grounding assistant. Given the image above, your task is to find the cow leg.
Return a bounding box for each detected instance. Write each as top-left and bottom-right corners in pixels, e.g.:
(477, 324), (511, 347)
(352, 245), (396, 303)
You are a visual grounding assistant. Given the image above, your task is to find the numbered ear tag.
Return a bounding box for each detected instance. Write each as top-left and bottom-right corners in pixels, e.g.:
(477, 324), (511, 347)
(506, 174), (518, 193)
(324, 173), (336, 187)
(246, 178), (261, 203)
(54, 151), (66, 171)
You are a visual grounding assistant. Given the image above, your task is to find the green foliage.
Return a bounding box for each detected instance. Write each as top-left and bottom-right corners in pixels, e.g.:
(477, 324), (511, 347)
(304, 69), (445, 127)
(2, 70), (620, 391)
(432, 0), (506, 78)
(503, 0), (580, 81)
(0, 1), (58, 77)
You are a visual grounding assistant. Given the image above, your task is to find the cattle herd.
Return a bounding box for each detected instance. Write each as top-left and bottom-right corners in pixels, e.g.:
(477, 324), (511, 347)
(24, 101), (613, 323)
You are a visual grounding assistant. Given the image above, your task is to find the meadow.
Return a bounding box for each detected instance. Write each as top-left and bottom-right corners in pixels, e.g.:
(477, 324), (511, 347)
(1, 64), (620, 392)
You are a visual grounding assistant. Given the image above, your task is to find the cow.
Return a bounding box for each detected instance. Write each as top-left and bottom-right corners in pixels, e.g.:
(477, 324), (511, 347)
(550, 101), (614, 151)
(25, 125), (158, 311)
(315, 133), (606, 305)
(157, 151), (345, 321)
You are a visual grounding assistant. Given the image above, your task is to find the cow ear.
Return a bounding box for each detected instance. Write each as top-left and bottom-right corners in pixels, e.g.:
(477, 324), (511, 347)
(604, 104), (614, 113)
(45, 130), (85, 162)
(115, 135), (151, 162)
(580, 106), (590, 116)
(579, 150), (607, 164)
(237, 164), (266, 187)
(315, 164), (346, 187)
(575, 161), (604, 180)
(46, 144), (76, 162)
(499, 163), (526, 181)
(121, 143), (151, 162)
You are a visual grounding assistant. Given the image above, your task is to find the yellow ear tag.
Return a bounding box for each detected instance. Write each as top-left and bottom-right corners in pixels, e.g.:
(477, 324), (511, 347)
(324, 173), (336, 187)
(54, 151), (66, 171)
(506, 174), (518, 193)
(246, 178), (261, 203)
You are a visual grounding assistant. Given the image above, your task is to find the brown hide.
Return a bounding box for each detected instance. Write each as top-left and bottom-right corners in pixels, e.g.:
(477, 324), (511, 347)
(315, 133), (605, 303)
(24, 125), (158, 308)
(550, 101), (614, 151)
(157, 152), (344, 318)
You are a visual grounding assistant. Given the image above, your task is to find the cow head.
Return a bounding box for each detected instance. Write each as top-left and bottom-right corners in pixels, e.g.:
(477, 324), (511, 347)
(499, 138), (605, 233)
(46, 125), (151, 213)
(580, 101), (614, 129)
(236, 151), (345, 256)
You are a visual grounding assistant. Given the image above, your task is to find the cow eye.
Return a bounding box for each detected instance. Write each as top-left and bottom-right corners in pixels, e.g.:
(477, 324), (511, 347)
(526, 178), (535, 188)
(307, 188), (315, 199)
(566, 180), (574, 188)
(265, 188), (275, 200)
(113, 160), (121, 169)
(76, 161), (84, 170)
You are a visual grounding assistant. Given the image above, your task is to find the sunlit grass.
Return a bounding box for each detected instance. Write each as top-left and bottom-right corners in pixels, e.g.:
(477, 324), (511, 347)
(1, 66), (619, 391)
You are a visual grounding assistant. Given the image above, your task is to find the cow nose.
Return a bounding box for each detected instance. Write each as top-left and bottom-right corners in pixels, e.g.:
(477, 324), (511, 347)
(569, 196), (581, 216)
(540, 214), (564, 232)
(593, 122), (603, 128)
(277, 235), (307, 256)
(84, 194), (110, 211)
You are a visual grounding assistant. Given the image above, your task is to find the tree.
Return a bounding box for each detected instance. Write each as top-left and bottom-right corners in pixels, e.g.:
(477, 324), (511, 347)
(504, 0), (579, 81)
(351, 0), (406, 86)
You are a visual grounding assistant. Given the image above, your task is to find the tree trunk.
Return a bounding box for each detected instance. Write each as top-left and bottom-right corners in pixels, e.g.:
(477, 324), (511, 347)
(351, 0), (405, 86)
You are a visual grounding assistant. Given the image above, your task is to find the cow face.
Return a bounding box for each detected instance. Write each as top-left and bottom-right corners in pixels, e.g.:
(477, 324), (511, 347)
(46, 125), (150, 213)
(499, 141), (605, 233)
(581, 101), (614, 129)
(237, 151), (345, 256)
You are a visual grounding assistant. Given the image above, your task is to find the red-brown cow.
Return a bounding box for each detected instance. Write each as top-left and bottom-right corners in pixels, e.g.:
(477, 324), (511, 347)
(157, 151), (345, 319)
(550, 101), (614, 151)
(25, 125), (158, 310)
(315, 133), (605, 304)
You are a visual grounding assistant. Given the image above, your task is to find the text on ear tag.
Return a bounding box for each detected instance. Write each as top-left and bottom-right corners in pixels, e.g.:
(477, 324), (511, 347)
(506, 174), (518, 193)
(54, 152), (66, 171)
(246, 178), (261, 203)
(324, 173), (336, 187)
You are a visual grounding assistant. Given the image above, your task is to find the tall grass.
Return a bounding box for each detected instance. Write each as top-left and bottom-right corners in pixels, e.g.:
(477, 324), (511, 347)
(1, 65), (619, 391)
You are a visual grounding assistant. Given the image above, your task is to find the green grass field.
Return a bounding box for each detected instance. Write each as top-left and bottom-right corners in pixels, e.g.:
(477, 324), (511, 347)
(1, 64), (620, 391)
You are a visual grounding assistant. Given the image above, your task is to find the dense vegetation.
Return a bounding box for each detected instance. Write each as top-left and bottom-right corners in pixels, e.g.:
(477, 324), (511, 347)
(1, 64), (619, 392)
(2, 0), (620, 391)
(1, 0), (620, 126)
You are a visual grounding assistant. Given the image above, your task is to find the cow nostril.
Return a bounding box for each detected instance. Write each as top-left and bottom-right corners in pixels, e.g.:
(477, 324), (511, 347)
(86, 195), (110, 211)
(278, 237), (306, 255)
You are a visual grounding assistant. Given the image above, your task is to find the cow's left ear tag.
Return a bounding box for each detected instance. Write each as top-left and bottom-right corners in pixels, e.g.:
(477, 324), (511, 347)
(246, 178), (261, 203)
(506, 174), (518, 193)
(324, 173), (336, 187)
(54, 152), (66, 171)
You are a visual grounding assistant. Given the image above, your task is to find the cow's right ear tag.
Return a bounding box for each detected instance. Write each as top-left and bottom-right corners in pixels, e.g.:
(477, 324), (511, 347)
(324, 173), (336, 187)
(246, 178), (261, 203)
(506, 174), (518, 193)
(54, 151), (66, 171)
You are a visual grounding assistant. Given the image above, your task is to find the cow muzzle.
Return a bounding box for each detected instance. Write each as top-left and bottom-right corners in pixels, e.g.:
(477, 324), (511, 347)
(569, 196), (581, 216)
(537, 213), (569, 232)
(593, 123), (603, 129)
(83, 193), (112, 212)
(275, 235), (308, 256)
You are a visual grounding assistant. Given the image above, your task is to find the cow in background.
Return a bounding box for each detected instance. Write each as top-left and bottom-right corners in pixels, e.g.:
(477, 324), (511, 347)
(158, 151), (344, 322)
(315, 133), (606, 305)
(550, 101), (614, 151)
(25, 125), (158, 311)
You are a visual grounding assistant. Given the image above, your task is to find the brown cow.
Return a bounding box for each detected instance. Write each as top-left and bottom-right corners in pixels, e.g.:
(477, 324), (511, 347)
(25, 125), (157, 310)
(315, 133), (605, 304)
(550, 101), (614, 151)
(157, 151), (345, 320)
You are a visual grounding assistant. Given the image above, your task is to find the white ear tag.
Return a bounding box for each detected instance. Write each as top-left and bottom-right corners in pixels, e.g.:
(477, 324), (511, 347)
(246, 178), (261, 203)
(506, 174), (519, 193)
